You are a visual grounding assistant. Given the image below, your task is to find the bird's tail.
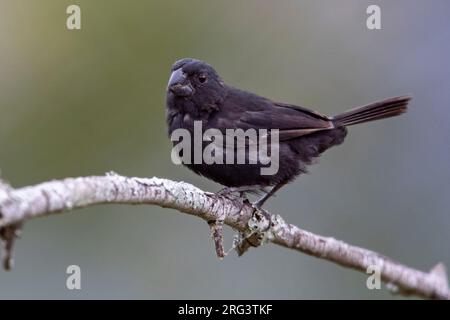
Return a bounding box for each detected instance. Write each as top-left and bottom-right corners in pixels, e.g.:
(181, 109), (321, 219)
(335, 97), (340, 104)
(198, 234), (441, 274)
(331, 96), (411, 127)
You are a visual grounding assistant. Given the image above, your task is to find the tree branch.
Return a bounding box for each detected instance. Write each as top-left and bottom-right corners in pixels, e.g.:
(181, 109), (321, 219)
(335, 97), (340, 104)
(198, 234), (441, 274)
(0, 174), (448, 299)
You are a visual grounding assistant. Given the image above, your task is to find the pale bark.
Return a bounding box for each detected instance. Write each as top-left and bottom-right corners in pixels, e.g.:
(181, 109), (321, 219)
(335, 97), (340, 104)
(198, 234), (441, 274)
(0, 174), (448, 299)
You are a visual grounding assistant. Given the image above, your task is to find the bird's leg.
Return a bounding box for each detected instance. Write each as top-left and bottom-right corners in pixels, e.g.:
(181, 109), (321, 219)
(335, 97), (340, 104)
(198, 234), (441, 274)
(252, 181), (288, 210)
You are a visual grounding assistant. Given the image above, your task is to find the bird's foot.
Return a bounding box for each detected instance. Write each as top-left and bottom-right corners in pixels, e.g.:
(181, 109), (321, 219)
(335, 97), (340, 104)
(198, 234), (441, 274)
(251, 199), (271, 220)
(217, 186), (239, 197)
(234, 203), (274, 256)
(216, 186), (262, 201)
(216, 187), (245, 201)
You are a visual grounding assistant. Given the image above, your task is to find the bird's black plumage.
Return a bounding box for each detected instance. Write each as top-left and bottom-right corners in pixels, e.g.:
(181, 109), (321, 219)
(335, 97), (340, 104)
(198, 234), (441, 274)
(165, 58), (410, 207)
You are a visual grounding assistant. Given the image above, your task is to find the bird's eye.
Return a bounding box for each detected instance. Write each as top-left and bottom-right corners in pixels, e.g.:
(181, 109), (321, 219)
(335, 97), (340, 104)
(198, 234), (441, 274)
(198, 74), (207, 83)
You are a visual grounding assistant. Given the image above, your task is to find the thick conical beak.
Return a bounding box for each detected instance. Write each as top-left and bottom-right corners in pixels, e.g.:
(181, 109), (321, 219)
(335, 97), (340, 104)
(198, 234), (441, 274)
(168, 69), (194, 97)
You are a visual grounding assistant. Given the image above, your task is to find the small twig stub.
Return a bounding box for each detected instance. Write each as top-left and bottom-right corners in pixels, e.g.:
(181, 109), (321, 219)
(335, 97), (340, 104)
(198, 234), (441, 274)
(0, 223), (23, 271)
(208, 220), (225, 259)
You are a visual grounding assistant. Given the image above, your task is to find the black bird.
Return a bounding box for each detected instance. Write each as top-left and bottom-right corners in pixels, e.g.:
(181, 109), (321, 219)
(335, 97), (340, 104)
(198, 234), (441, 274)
(166, 58), (410, 209)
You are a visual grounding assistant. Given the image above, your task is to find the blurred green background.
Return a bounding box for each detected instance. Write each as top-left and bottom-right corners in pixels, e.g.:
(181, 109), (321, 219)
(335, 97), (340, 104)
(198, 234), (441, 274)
(0, 0), (449, 299)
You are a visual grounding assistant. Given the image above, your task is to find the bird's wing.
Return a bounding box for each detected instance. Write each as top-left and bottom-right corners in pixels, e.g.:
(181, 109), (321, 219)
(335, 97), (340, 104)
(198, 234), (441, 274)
(236, 102), (334, 141)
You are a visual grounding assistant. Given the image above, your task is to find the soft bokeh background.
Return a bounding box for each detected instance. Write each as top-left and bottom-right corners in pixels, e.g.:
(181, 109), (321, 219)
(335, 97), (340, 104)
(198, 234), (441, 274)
(0, 0), (449, 299)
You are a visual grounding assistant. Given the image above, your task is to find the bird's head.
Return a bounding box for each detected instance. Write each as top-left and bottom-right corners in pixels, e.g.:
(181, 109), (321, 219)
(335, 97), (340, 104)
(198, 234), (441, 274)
(166, 58), (226, 114)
